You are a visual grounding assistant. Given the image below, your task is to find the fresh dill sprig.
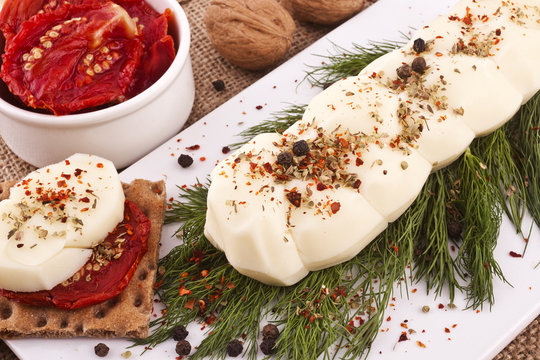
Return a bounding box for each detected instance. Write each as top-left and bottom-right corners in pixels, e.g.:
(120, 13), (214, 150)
(229, 104), (306, 149)
(455, 149), (506, 309)
(304, 40), (404, 88)
(514, 92), (540, 227)
(472, 126), (527, 235)
(165, 182), (209, 239)
(412, 169), (462, 302)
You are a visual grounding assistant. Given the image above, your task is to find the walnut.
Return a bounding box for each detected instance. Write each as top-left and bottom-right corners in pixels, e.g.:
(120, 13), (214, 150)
(204, 0), (295, 71)
(289, 0), (365, 25)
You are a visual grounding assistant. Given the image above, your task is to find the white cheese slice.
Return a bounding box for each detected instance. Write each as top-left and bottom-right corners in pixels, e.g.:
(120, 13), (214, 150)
(205, 134), (309, 286)
(346, 143), (432, 222)
(287, 179), (387, 270)
(0, 154), (124, 292)
(415, 3), (540, 103)
(297, 75), (402, 137)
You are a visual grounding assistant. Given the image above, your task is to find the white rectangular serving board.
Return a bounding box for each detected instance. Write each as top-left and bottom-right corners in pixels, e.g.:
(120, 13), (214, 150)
(7, 0), (540, 359)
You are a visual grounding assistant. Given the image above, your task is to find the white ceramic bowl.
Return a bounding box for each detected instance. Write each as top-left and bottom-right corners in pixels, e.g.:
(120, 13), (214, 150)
(0, 0), (194, 169)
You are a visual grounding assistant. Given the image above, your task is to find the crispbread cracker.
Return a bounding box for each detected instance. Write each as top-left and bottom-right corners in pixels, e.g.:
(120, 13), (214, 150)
(0, 179), (166, 339)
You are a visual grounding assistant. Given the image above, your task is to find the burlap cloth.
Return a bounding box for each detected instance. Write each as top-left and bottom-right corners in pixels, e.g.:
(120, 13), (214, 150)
(0, 0), (539, 359)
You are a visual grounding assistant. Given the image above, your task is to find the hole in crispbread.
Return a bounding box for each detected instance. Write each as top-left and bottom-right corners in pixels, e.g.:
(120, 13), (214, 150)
(36, 317), (47, 327)
(151, 183), (163, 195)
(107, 296), (120, 308)
(75, 324), (84, 333)
(60, 319), (69, 328)
(0, 305), (12, 319)
(138, 270), (148, 281)
(134, 295), (143, 307)
(94, 308), (106, 319)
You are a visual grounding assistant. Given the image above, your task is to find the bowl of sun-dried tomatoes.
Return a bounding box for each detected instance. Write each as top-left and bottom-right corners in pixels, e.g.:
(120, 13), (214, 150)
(0, 0), (194, 168)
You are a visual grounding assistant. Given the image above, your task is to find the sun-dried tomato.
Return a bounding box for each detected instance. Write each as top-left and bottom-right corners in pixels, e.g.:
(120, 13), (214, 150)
(0, 199), (150, 310)
(0, 2), (144, 115)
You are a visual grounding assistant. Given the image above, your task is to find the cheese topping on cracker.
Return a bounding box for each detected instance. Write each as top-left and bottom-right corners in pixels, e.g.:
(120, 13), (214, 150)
(0, 154), (124, 292)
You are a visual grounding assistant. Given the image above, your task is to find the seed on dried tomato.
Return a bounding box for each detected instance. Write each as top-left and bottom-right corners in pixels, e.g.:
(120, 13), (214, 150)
(396, 64), (412, 80)
(411, 57), (427, 74)
(212, 79), (225, 91)
(171, 324), (189, 341)
(413, 38), (426, 53)
(226, 339), (243, 357)
(277, 151), (294, 167)
(262, 324), (280, 341)
(286, 191), (301, 207)
(260, 338), (276, 355)
(94, 343), (109, 357)
(292, 140), (309, 156)
(178, 154), (194, 168)
(175, 340), (191, 356)
(353, 179), (361, 189)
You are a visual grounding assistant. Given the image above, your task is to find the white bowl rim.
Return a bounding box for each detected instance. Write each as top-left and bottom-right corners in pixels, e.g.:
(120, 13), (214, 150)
(0, 0), (190, 128)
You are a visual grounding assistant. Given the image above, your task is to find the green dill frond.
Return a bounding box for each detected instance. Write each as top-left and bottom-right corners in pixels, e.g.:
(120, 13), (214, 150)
(471, 126), (527, 235)
(304, 40), (404, 88)
(412, 170), (462, 302)
(455, 149), (506, 309)
(229, 104), (307, 149)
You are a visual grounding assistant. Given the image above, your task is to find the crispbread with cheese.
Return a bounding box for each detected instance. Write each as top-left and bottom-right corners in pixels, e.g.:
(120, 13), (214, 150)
(0, 179), (165, 339)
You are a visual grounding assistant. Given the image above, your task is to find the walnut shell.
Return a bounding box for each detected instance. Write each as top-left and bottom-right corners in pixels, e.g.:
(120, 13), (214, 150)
(289, 0), (365, 25)
(204, 0), (296, 71)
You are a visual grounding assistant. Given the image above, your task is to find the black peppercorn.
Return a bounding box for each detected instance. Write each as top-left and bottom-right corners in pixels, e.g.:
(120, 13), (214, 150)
(292, 140), (309, 156)
(411, 57), (427, 74)
(277, 151), (294, 167)
(260, 338), (276, 355)
(212, 79), (225, 92)
(396, 64), (412, 80)
(177, 154), (194, 168)
(171, 325), (189, 341)
(413, 38), (426, 53)
(262, 324), (280, 341)
(94, 343), (109, 357)
(447, 218), (463, 239)
(226, 339), (244, 357)
(175, 340), (191, 356)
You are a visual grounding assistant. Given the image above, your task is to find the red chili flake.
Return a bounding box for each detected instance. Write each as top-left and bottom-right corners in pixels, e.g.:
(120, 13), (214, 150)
(309, 315), (316, 323)
(484, 261), (489, 269)
(386, 316), (391, 321)
(57, 180), (67, 188)
(25, 190), (31, 196)
(61, 173), (71, 180)
(201, 270), (209, 278)
(445, 327), (451, 333)
(222, 146), (231, 154)
(509, 251), (522, 258)
(353, 179), (362, 189)
(316, 183), (327, 191)
(65, 160), (71, 165)
(96, 163), (104, 168)
(393, 245), (399, 253)
(356, 157), (364, 166)
(263, 162), (273, 173)
(495, 28), (501, 36)
(411, 288), (417, 293)
(185, 298), (195, 310)
(249, 162), (258, 172)
(200, 157), (206, 162)
(330, 202), (341, 214)
(255, 105), (263, 110)
(79, 197), (90, 203)
(74, 168), (83, 177)
(286, 190), (302, 207)
(438, 303), (444, 309)
(401, 322), (408, 329)
(227, 282), (235, 290)
(178, 285), (192, 297)
(417, 341), (426, 348)
(186, 145), (200, 150)
(398, 332), (408, 342)
(452, 324), (457, 328)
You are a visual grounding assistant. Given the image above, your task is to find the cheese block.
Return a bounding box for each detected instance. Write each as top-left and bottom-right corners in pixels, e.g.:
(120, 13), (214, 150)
(204, 0), (540, 286)
(0, 154), (124, 292)
(204, 133), (309, 285)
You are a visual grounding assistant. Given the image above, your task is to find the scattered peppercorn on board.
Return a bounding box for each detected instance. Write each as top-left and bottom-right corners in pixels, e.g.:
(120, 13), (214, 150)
(6, 0), (540, 359)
